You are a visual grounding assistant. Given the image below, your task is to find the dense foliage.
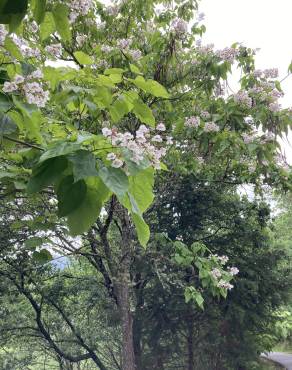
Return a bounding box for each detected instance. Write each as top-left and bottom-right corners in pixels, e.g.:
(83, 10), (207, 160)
(0, 0), (292, 369)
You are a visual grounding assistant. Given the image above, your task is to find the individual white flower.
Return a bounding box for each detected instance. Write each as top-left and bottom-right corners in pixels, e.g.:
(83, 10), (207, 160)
(76, 33), (87, 46)
(107, 152), (116, 161)
(112, 158), (123, 168)
(156, 122), (166, 131)
(28, 69), (43, 79)
(128, 49), (142, 60)
(228, 267), (239, 276)
(200, 111), (211, 119)
(218, 280), (234, 290)
(218, 255), (229, 265)
(45, 44), (62, 58)
(3, 81), (18, 93)
(210, 268), (222, 279)
(14, 75), (25, 84)
(242, 133), (255, 144)
(101, 45), (114, 53)
(152, 135), (163, 143)
(102, 127), (112, 137)
(117, 38), (132, 49)
(166, 136), (173, 145)
(204, 121), (219, 133)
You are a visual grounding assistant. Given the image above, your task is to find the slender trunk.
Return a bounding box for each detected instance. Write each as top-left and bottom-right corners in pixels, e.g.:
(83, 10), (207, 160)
(117, 211), (136, 370)
(187, 319), (194, 370)
(133, 311), (142, 370)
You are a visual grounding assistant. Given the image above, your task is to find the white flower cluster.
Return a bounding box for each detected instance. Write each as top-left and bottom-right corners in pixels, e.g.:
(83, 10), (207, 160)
(105, 4), (120, 16)
(200, 110), (211, 119)
(253, 68), (279, 79)
(101, 45), (114, 53)
(228, 267), (239, 276)
(210, 268), (222, 279)
(218, 281), (234, 290)
(11, 35), (41, 59)
(128, 49), (142, 61)
(261, 131), (276, 144)
(117, 38), (132, 49)
(185, 116), (200, 128)
(170, 18), (188, 36)
(45, 43), (63, 58)
(233, 91), (252, 108)
(216, 255), (229, 265)
(210, 262), (239, 291)
(275, 152), (289, 171)
(242, 132), (256, 144)
(216, 47), (239, 63)
(204, 121), (220, 133)
(0, 25), (8, 46)
(269, 102), (281, 112)
(196, 41), (214, 56)
(70, 0), (94, 22)
(3, 70), (49, 108)
(102, 123), (169, 169)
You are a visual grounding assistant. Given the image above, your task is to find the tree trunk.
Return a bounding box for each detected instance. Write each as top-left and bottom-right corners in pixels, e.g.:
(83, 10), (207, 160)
(187, 319), (194, 370)
(117, 211), (136, 370)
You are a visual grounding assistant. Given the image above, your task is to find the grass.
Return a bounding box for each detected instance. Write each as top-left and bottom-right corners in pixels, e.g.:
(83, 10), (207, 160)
(274, 341), (292, 353)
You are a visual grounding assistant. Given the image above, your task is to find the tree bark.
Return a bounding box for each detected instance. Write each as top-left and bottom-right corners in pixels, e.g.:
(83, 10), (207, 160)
(117, 211), (136, 370)
(187, 319), (194, 370)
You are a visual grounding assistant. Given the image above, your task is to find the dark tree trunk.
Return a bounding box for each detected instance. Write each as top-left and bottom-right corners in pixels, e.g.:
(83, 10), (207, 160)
(117, 211), (136, 370)
(187, 319), (194, 370)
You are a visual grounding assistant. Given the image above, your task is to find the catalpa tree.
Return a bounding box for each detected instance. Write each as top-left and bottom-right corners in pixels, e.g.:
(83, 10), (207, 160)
(0, 0), (291, 369)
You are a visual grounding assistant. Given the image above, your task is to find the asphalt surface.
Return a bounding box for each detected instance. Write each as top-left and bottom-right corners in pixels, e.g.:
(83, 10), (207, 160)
(262, 352), (292, 369)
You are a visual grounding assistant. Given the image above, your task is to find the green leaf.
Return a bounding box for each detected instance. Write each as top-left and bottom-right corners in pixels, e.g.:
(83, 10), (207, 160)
(129, 64), (142, 75)
(93, 86), (112, 108)
(25, 237), (44, 249)
(98, 167), (129, 197)
(40, 12), (55, 41)
(133, 100), (155, 127)
(33, 0), (46, 24)
(131, 76), (169, 98)
(67, 177), (111, 235)
(129, 167), (154, 213)
(104, 68), (124, 75)
(132, 213), (150, 247)
(146, 80), (170, 98)
(32, 249), (52, 264)
(40, 142), (81, 162)
(0, 113), (18, 135)
(73, 51), (94, 65)
(68, 150), (99, 182)
(27, 156), (68, 193)
(52, 4), (71, 42)
(0, 0), (28, 31)
(109, 96), (133, 123)
(4, 37), (23, 61)
(0, 93), (12, 112)
(57, 175), (87, 217)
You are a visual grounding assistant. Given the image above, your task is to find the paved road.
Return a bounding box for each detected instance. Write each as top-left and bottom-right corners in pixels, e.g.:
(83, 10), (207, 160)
(262, 352), (292, 369)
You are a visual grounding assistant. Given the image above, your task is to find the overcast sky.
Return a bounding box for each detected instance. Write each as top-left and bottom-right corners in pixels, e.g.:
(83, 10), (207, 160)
(199, 0), (292, 160)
